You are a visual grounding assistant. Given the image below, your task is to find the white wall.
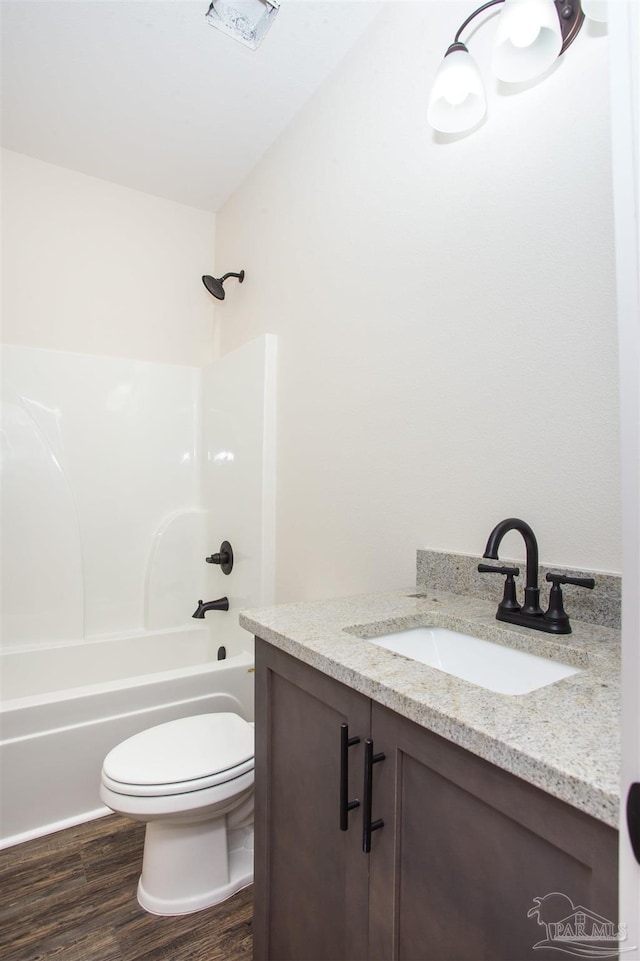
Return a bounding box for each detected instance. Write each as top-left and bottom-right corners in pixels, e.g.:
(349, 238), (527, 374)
(1, 149), (216, 366)
(215, 2), (620, 602)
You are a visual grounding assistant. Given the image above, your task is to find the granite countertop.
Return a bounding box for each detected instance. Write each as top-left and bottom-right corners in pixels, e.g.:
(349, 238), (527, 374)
(239, 588), (621, 828)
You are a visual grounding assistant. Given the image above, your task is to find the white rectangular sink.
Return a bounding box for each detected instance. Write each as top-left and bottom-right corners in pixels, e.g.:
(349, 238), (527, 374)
(367, 627), (581, 695)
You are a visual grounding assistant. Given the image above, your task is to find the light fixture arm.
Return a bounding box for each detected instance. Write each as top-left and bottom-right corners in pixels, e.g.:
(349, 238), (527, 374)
(449, 0), (584, 56)
(454, 0), (505, 45)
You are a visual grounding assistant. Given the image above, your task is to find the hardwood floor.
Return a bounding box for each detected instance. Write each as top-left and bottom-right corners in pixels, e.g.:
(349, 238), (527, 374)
(0, 815), (253, 961)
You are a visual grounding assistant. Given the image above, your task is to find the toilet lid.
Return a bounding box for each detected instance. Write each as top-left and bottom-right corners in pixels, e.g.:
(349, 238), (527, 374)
(102, 713), (254, 786)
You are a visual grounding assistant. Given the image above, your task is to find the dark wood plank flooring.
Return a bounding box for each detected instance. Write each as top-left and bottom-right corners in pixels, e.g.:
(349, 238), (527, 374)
(0, 815), (253, 961)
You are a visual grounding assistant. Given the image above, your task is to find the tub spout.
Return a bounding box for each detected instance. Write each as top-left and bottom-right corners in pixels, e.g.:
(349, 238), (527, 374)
(192, 597), (229, 618)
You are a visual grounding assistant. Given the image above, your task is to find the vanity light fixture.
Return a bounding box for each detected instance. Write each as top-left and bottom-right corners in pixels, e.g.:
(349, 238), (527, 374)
(427, 0), (605, 134)
(205, 0), (280, 49)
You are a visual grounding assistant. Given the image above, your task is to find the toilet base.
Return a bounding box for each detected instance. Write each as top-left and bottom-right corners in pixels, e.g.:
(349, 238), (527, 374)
(137, 820), (254, 916)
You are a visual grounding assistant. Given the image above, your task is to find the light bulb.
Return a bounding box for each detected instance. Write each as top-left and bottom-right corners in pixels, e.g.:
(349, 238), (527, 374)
(445, 69), (474, 106)
(509, 18), (541, 48)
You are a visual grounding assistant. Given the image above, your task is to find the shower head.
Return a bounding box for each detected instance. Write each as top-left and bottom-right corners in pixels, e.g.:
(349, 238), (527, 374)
(202, 270), (245, 300)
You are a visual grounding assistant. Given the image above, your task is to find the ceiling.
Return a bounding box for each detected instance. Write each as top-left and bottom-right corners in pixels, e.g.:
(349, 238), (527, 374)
(1, 0), (383, 211)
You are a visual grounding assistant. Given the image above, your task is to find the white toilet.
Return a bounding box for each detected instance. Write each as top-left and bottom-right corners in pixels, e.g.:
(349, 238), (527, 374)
(99, 712), (254, 916)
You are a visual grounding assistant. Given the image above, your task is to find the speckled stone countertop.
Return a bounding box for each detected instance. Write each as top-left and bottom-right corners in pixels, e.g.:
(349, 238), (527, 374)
(239, 589), (620, 828)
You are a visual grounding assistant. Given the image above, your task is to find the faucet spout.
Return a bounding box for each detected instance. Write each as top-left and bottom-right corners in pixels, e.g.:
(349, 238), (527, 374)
(192, 597), (229, 619)
(483, 517), (542, 616)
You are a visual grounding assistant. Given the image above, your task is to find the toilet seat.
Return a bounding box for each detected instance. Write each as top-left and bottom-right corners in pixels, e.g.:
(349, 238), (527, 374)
(102, 756), (254, 797)
(102, 713), (254, 798)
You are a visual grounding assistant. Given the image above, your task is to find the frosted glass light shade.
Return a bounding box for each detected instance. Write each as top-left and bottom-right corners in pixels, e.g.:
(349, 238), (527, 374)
(581, 0), (608, 22)
(427, 46), (487, 133)
(492, 0), (563, 82)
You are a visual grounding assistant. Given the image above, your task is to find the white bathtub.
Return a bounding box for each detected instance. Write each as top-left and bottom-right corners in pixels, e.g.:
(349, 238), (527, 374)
(0, 627), (254, 849)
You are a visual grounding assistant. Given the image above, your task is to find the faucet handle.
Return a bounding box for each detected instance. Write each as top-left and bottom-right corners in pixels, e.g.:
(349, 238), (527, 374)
(544, 573), (595, 633)
(478, 563), (521, 612)
(478, 564), (520, 577)
(545, 572), (595, 590)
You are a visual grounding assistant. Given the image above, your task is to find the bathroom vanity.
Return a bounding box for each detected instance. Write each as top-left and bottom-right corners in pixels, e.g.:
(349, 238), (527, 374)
(241, 585), (620, 961)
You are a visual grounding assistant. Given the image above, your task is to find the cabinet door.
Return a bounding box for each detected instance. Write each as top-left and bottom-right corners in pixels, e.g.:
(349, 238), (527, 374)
(369, 703), (618, 961)
(254, 639), (371, 961)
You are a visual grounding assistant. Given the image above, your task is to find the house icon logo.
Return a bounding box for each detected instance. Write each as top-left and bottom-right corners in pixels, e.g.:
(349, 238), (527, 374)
(528, 892), (633, 957)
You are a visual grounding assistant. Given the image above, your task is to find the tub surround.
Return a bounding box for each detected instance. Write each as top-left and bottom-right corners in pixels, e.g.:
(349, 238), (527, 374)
(1, 337), (276, 655)
(240, 567), (620, 828)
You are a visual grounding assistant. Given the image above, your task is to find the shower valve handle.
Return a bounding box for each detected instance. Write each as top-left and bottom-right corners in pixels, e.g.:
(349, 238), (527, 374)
(205, 541), (234, 575)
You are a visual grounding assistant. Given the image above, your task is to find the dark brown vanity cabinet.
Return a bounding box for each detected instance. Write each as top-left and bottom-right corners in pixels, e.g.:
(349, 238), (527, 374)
(254, 639), (618, 961)
(254, 639), (370, 961)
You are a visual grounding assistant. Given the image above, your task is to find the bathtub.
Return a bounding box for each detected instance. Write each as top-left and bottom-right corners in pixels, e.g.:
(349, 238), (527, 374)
(0, 627), (254, 849)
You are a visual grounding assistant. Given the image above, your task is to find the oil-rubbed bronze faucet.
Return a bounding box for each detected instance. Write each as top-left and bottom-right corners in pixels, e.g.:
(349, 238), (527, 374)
(478, 518), (594, 635)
